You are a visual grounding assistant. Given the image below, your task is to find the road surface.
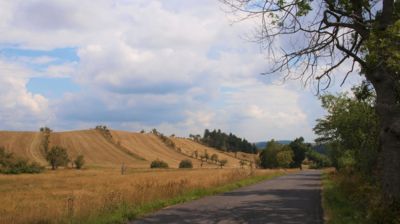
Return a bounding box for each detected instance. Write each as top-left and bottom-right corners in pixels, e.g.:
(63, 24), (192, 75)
(131, 170), (323, 224)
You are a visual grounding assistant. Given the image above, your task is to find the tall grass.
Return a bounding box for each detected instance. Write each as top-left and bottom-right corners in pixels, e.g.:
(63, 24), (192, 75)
(322, 170), (400, 224)
(0, 168), (288, 224)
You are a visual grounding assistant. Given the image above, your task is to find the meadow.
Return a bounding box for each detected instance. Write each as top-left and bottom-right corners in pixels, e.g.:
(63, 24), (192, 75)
(0, 167), (289, 224)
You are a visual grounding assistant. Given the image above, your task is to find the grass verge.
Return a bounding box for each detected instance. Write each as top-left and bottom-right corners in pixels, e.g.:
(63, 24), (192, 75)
(322, 170), (365, 224)
(83, 171), (286, 224)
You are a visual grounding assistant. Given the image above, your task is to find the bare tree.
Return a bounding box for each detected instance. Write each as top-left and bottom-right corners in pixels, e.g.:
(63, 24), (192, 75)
(221, 0), (400, 201)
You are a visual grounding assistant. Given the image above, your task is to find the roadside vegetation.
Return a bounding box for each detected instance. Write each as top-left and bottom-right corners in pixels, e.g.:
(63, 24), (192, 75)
(258, 137), (329, 170)
(318, 83), (400, 223)
(0, 168), (290, 224)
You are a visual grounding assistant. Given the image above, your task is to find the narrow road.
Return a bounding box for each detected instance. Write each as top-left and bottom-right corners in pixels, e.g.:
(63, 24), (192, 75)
(131, 170), (323, 224)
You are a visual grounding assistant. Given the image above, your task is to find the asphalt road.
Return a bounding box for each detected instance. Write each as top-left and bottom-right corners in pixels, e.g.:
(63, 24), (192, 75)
(131, 170), (323, 224)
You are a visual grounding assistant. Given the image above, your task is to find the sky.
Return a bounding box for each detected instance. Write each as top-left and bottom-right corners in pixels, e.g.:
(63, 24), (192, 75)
(0, 0), (362, 142)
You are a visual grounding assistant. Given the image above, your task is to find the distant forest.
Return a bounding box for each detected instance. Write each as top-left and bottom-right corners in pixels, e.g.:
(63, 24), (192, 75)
(190, 129), (257, 154)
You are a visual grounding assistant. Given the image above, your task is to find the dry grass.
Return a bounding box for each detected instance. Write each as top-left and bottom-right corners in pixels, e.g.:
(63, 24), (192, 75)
(0, 168), (289, 224)
(171, 137), (255, 168)
(0, 131), (46, 165)
(111, 131), (210, 168)
(0, 130), (256, 169)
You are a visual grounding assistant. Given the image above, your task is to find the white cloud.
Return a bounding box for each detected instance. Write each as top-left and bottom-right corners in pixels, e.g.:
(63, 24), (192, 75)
(0, 59), (50, 130)
(0, 0), (329, 142)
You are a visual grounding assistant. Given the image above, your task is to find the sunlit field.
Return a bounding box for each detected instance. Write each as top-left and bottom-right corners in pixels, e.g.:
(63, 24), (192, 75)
(0, 168), (290, 224)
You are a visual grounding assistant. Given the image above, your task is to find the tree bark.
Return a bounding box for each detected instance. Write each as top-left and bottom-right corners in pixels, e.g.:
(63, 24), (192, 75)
(368, 68), (400, 202)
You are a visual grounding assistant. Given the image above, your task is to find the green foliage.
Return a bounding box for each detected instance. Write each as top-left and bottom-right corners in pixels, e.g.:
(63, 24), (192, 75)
(150, 159), (169, 169)
(314, 82), (379, 174)
(307, 149), (331, 169)
(46, 146), (70, 170)
(74, 155), (85, 169)
(201, 129), (257, 154)
(276, 146), (294, 168)
(289, 137), (308, 168)
(179, 159), (193, 168)
(0, 147), (44, 174)
(259, 139), (285, 168)
(323, 171), (400, 224)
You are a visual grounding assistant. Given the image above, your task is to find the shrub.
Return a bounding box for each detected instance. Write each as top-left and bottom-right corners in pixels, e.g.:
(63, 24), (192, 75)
(210, 154), (218, 163)
(179, 159), (193, 168)
(0, 147), (44, 174)
(219, 159), (228, 168)
(46, 146), (69, 170)
(150, 159), (169, 168)
(74, 155), (85, 169)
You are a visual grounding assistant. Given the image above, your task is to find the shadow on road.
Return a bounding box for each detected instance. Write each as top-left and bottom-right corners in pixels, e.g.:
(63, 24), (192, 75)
(132, 170), (322, 224)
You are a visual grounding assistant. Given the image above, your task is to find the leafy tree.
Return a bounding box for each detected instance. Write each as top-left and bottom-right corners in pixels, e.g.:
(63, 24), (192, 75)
(239, 159), (247, 168)
(74, 155), (85, 169)
(211, 154), (218, 163)
(179, 159), (193, 168)
(306, 149), (331, 169)
(314, 83), (379, 175)
(222, 0), (400, 201)
(276, 146), (294, 169)
(219, 159), (228, 168)
(46, 146), (69, 170)
(259, 139), (282, 168)
(289, 137), (308, 169)
(204, 150), (210, 162)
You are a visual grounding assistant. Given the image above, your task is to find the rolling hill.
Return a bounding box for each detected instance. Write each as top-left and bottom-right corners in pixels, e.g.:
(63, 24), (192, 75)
(0, 129), (253, 168)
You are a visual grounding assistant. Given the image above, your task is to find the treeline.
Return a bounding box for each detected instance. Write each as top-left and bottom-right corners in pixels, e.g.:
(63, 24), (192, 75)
(191, 129), (257, 154)
(258, 137), (330, 169)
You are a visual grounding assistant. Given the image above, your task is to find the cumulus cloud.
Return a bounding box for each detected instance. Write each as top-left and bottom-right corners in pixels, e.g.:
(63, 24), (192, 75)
(0, 0), (329, 141)
(0, 59), (51, 129)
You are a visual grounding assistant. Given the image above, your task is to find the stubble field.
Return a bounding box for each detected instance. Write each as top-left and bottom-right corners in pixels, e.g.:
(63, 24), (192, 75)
(0, 167), (289, 224)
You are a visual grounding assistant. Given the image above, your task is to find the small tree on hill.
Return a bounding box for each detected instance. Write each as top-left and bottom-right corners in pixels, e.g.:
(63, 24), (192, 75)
(204, 150), (209, 162)
(219, 159), (228, 168)
(211, 154), (218, 163)
(74, 155), (85, 169)
(239, 160), (246, 168)
(46, 146), (69, 170)
(179, 159), (193, 168)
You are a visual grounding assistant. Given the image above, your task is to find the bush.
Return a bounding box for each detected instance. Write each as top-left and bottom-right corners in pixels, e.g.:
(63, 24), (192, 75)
(150, 159), (169, 168)
(74, 155), (85, 169)
(179, 159), (193, 168)
(218, 159), (228, 168)
(46, 146), (69, 170)
(0, 147), (44, 174)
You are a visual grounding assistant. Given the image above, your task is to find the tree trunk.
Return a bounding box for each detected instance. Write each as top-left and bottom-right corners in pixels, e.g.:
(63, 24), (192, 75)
(368, 68), (400, 202)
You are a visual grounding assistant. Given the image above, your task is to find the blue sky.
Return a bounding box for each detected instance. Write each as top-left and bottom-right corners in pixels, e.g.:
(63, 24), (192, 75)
(0, 0), (360, 142)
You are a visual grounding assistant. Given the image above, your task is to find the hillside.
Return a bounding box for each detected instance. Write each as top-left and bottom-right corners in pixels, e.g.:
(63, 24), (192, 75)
(171, 137), (256, 168)
(110, 130), (213, 168)
(0, 130), (255, 168)
(0, 131), (46, 165)
(49, 130), (148, 167)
